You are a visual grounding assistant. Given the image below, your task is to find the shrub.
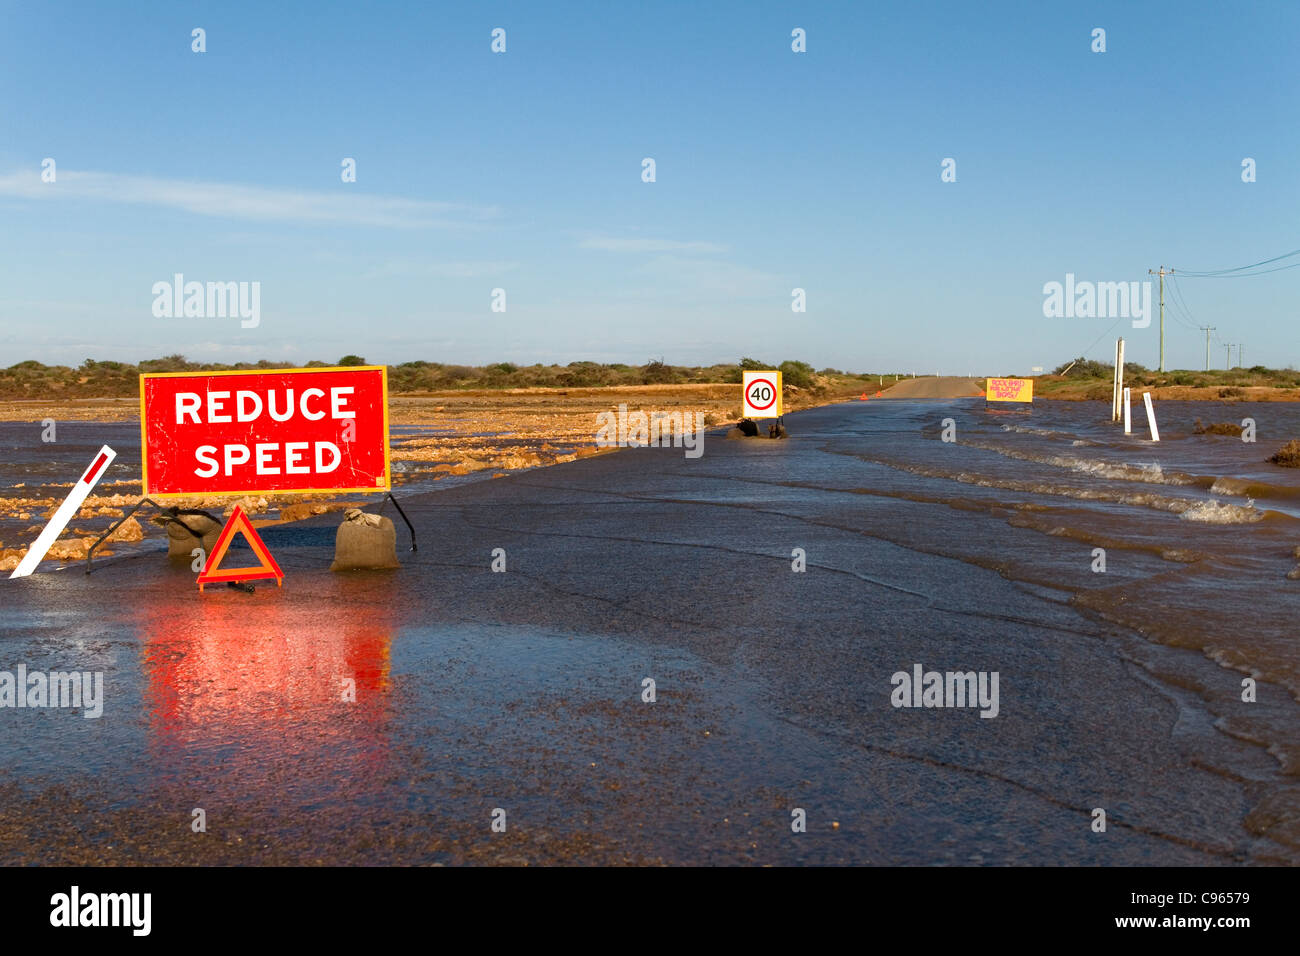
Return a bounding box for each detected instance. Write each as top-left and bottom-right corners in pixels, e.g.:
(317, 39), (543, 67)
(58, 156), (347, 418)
(779, 360), (815, 388)
(641, 359), (677, 384)
(1194, 420), (1243, 436)
(1268, 440), (1300, 467)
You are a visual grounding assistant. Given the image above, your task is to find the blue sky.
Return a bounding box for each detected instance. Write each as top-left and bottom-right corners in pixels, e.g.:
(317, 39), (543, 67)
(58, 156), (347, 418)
(1, 0), (1297, 374)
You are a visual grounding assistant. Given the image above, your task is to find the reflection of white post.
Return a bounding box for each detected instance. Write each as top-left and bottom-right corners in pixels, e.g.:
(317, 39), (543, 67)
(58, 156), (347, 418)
(1142, 393), (1159, 442)
(9, 445), (116, 579)
(1123, 387), (1132, 434)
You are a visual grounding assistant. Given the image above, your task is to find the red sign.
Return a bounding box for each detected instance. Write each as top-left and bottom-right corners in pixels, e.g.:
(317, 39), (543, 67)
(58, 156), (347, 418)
(141, 366), (390, 497)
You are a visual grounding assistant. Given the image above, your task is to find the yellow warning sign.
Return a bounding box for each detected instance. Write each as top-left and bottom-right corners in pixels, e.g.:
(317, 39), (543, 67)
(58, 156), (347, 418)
(986, 378), (1034, 403)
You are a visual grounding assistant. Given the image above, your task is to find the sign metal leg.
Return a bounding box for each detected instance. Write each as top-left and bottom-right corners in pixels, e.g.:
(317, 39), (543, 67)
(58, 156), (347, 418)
(384, 493), (417, 551)
(86, 502), (222, 574)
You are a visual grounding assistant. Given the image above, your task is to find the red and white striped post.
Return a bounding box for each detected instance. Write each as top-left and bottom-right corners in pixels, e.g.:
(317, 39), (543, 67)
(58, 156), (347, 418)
(9, 445), (116, 579)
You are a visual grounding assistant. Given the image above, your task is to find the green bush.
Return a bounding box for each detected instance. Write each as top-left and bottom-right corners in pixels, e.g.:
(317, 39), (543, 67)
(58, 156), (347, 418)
(641, 359), (678, 384)
(779, 360), (815, 388)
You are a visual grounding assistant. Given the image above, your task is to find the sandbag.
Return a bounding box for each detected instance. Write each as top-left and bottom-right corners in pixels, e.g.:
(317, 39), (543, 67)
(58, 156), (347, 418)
(726, 419), (770, 440)
(164, 513), (222, 561)
(330, 508), (399, 571)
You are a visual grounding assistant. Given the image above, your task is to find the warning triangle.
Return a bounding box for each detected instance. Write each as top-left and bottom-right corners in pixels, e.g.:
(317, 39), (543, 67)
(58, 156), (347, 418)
(196, 505), (284, 592)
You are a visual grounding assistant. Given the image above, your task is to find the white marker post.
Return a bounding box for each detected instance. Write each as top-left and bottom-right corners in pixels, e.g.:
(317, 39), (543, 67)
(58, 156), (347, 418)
(1123, 387), (1132, 435)
(9, 445), (116, 579)
(1111, 338), (1126, 422)
(1112, 340), (1120, 421)
(1142, 393), (1159, 442)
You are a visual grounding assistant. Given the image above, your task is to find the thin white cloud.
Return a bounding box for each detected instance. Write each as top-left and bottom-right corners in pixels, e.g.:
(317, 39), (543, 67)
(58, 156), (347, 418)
(0, 169), (498, 229)
(631, 255), (782, 298)
(580, 236), (728, 254)
(360, 260), (519, 279)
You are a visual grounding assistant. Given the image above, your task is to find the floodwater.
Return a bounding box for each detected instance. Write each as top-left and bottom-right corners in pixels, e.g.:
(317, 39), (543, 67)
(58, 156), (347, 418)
(1, 397), (1298, 864)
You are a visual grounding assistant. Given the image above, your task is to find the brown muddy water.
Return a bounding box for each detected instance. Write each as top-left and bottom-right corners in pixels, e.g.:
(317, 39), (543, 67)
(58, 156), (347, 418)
(1, 398), (1299, 864)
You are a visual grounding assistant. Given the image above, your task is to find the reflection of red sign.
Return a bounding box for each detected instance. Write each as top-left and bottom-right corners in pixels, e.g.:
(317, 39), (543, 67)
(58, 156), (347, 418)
(141, 593), (394, 801)
(141, 366), (390, 497)
(196, 505), (283, 592)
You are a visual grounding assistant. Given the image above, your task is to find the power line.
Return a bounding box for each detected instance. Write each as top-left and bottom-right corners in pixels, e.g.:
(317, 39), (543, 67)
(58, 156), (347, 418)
(1165, 284), (1200, 331)
(1165, 275), (1199, 329)
(1175, 247), (1300, 276)
(1169, 275), (1237, 370)
(1178, 260), (1300, 279)
(1074, 314), (1128, 362)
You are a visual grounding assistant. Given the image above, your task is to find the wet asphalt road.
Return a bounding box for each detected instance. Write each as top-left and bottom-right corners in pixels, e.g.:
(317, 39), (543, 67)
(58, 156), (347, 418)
(0, 400), (1290, 865)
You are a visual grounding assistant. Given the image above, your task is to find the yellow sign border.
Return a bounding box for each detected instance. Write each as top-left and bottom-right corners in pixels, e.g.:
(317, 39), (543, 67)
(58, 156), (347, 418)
(140, 365), (392, 498)
(742, 369), (784, 418)
(985, 377), (1034, 403)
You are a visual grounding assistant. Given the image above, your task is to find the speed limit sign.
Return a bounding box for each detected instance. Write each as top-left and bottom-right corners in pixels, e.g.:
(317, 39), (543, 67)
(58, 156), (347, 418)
(742, 370), (783, 418)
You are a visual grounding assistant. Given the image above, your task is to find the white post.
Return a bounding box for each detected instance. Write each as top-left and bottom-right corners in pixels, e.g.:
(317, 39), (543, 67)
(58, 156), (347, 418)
(1123, 387), (1132, 434)
(1112, 341), (1119, 421)
(1142, 392), (1159, 442)
(9, 445), (116, 578)
(1115, 338), (1124, 422)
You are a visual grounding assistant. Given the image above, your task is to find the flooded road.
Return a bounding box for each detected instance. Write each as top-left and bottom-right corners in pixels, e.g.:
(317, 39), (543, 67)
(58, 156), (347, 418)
(2, 397), (1298, 864)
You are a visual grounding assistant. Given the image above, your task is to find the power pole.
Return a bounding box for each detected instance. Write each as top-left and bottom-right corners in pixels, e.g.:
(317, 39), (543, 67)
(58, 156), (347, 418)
(1224, 343), (1233, 369)
(1199, 326), (1215, 371)
(1237, 344), (1244, 369)
(1149, 266), (1173, 372)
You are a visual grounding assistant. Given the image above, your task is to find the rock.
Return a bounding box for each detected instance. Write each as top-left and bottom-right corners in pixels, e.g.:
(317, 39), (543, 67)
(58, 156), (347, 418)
(46, 538), (93, 560)
(106, 517), (144, 542)
(330, 509), (399, 571)
(278, 501), (343, 523)
(496, 451), (543, 470)
(1288, 566), (1300, 580)
(768, 423), (788, 439)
